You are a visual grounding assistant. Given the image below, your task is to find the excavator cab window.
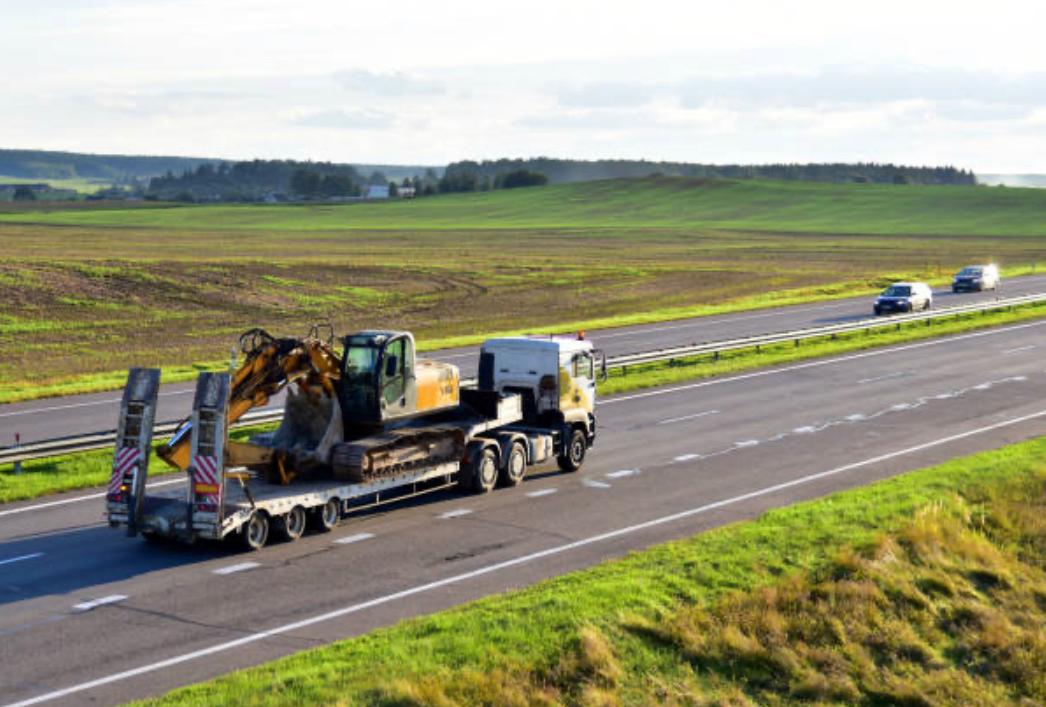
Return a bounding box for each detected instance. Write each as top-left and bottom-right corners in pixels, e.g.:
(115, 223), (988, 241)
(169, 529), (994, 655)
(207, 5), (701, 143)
(381, 336), (410, 407)
(340, 335), (382, 421)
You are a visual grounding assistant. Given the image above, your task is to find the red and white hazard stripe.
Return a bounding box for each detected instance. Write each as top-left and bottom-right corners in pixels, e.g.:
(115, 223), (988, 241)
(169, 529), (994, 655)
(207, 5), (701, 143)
(109, 446), (141, 495)
(192, 455), (223, 506)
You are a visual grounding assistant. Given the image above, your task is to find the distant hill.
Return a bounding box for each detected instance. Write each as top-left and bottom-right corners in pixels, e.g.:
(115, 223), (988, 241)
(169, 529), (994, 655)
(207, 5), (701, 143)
(0, 149), (441, 186)
(977, 174), (1046, 188)
(0, 149), (215, 182)
(445, 158), (977, 187)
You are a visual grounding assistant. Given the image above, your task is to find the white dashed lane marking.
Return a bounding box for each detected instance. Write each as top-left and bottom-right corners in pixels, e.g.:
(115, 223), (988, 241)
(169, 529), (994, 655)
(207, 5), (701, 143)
(606, 469), (640, 479)
(0, 552), (44, 567)
(334, 533), (375, 545)
(439, 509), (473, 519)
(212, 562), (260, 576)
(582, 479), (611, 489)
(657, 409), (720, 425)
(73, 595), (127, 612)
(525, 488), (557, 498)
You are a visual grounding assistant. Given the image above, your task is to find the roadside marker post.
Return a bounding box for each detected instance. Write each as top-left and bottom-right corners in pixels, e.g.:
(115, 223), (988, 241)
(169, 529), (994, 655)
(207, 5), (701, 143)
(13, 433), (21, 474)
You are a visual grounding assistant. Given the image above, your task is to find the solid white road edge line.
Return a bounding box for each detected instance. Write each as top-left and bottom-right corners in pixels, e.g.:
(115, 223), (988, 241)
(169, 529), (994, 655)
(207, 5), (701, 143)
(0, 478), (185, 518)
(601, 318), (1046, 406)
(212, 562), (260, 576)
(0, 389), (197, 419)
(72, 595), (127, 612)
(0, 552), (44, 567)
(7, 407), (1046, 707)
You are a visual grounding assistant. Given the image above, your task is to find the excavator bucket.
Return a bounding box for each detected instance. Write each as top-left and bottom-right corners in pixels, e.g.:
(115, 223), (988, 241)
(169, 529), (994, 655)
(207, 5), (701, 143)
(107, 367), (161, 536)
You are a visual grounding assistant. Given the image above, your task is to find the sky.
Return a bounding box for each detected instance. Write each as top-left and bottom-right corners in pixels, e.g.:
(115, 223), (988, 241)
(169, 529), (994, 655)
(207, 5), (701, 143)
(3, 0), (1046, 172)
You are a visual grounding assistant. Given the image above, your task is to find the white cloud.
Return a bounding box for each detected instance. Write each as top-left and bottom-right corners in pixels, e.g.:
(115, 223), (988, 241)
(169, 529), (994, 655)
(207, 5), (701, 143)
(2, 1), (1046, 171)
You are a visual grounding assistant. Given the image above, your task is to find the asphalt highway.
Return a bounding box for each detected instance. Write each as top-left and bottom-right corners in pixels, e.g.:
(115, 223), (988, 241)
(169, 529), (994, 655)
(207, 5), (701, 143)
(1, 314), (1045, 705)
(4, 274), (1046, 446)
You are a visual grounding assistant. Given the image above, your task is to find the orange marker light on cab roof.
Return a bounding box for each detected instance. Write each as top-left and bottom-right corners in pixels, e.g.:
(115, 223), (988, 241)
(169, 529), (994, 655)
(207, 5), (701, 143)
(577, 330), (586, 340)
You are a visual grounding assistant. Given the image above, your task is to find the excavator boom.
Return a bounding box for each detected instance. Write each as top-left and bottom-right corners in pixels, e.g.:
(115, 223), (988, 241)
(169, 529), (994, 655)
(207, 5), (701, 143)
(157, 328), (341, 471)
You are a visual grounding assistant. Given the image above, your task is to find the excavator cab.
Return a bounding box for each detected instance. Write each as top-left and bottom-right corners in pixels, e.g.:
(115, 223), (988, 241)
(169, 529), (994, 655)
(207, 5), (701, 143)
(338, 331), (459, 427)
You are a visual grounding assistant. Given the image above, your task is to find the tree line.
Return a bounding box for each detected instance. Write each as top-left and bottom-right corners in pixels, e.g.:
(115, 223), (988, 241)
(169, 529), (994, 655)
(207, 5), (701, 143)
(145, 160), (391, 201)
(443, 158), (977, 187)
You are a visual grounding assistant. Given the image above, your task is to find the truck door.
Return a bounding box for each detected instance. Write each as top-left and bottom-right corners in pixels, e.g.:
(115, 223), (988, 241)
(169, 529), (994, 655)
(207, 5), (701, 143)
(572, 351), (596, 413)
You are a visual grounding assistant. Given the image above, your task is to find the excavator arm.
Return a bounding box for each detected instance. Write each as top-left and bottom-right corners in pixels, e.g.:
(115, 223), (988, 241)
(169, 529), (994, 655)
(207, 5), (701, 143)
(157, 327), (342, 471)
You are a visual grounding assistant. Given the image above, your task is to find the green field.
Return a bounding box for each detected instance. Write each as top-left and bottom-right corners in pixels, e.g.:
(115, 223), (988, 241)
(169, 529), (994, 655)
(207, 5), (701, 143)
(0, 174), (110, 194)
(2, 176), (1045, 401)
(141, 434), (1046, 706)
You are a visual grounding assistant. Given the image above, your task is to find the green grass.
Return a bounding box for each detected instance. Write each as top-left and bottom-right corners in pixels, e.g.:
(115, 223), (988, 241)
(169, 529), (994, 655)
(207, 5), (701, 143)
(2, 176), (1046, 401)
(0, 174), (110, 194)
(0, 424), (275, 504)
(6, 177), (1046, 235)
(138, 432), (1046, 705)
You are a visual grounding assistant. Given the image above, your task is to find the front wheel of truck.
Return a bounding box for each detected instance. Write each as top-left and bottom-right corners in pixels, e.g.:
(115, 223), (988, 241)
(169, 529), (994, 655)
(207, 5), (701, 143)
(558, 428), (587, 472)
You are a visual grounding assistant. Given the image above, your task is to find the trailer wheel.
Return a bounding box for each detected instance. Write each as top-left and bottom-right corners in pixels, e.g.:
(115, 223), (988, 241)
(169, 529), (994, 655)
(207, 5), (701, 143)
(499, 441), (527, 487)
(278, 505), (307, 542)
(470, 447), (499, 493)
(241, 511), (270, 551)
(557, 428), (587, 473)
(312, 498), (340, 532)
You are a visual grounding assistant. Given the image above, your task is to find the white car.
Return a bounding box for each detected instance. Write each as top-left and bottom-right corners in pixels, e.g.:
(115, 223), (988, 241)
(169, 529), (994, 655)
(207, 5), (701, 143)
(952, 264), (1000, 292)
(874, 282), (933, 315)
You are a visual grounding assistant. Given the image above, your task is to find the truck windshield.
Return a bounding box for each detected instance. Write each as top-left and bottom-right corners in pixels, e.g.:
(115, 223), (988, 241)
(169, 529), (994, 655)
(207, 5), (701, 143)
(883, 285), (911, 297)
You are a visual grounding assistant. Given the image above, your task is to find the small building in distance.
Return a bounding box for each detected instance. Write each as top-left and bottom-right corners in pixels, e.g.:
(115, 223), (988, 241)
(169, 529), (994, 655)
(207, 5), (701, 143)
(364, 185), (389, 200)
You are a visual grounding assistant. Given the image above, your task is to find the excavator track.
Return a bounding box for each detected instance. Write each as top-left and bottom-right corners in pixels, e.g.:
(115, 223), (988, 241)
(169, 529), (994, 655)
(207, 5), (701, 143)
(331, 426), (466, 482)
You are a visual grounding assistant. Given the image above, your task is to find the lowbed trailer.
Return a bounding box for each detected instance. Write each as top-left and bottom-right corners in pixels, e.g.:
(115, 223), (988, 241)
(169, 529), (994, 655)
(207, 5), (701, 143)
(107, 334), (598, 550)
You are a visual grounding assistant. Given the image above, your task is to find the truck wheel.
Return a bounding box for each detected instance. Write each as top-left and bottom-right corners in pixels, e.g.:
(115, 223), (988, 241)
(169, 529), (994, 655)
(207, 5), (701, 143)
(499, 441), (527, 487)
(470, 447), (498, 493)
(311, 499), (340, 532)
(278, 505), (307, 541)
(558, 428), (587, 473)
(241, 511), (269, 551)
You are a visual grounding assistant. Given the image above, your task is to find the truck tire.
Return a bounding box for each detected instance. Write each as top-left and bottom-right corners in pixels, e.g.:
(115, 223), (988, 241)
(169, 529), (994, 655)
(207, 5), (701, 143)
(499, 441), (527, 487)
(241, 511), (270, 551)
(557, 428), (587, 473)
(311, 498), (340, 532)
(468, 447), (498, 493)
(277, 505), (307, 541)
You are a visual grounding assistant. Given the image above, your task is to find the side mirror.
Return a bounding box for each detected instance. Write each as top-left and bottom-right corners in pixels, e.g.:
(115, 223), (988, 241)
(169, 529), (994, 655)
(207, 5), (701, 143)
(385, 355), (398, 377)
(594, 349), (608, 382)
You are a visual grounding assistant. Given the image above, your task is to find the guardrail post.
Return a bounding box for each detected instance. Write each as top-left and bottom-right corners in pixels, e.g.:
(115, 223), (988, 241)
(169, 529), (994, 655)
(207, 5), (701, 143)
(12, 433), (21, 475)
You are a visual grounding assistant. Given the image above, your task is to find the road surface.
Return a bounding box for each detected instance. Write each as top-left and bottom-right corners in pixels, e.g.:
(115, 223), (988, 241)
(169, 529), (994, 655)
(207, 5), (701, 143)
(1, 313), (1044, 705)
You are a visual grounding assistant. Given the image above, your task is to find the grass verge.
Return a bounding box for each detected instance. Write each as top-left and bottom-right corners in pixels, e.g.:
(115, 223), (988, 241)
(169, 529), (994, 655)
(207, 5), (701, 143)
(0, 424), (275, 505)
(5, 300), (1046, 504)
(138, 434), (1046, 705)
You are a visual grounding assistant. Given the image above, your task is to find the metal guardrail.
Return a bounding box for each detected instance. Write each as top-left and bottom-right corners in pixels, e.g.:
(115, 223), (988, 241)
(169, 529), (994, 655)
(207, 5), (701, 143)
(3, 291), (1045, 466)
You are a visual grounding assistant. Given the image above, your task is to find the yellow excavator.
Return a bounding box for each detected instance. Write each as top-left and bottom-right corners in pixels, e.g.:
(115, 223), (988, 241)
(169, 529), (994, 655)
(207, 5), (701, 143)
(157, 326), (463, 484)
